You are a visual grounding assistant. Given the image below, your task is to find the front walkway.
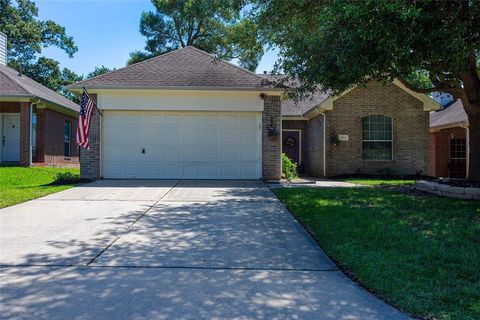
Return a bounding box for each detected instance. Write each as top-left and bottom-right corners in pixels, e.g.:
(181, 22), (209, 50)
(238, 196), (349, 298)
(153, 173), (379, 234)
(0, 180), (408, 319)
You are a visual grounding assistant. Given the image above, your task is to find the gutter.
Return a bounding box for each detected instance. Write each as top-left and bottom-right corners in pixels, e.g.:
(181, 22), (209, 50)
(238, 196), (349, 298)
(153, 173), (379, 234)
(67, 85), (284, 93)
(320, 112), (326, 177)
(429, 121), (469, 132)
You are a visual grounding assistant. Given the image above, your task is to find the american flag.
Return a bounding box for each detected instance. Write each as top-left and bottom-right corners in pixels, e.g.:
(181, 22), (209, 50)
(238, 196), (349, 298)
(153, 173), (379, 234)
(76, 91), (95, 149)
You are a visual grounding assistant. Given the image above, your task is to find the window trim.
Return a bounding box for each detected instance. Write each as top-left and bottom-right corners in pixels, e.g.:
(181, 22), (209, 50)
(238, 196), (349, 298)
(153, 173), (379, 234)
(362, 114), (394, 161)
(64, 120), (71, 158)
(450, 138), (466, 161)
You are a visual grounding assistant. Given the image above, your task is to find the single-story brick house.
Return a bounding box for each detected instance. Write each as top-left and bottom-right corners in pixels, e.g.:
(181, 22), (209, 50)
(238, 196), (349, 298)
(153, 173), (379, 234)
(68, 46), (439, 181)
(0, 34), (80, 166)
(280, 80), (440, 177)
(429, 100), (469, 179)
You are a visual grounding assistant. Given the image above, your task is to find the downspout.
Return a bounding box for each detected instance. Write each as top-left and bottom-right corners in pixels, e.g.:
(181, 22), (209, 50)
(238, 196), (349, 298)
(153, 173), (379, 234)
(305, 106), (327, 177)
(29, 99), (40, 165)
(321, 113), (326, 177)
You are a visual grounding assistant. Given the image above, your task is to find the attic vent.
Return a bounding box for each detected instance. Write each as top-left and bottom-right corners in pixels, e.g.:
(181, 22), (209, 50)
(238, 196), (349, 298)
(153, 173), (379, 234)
(0, 32), (6, 66)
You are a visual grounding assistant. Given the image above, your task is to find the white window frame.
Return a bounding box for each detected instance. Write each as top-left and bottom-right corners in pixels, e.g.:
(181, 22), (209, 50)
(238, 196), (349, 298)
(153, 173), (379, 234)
(64, 120), (71, 158)
(450, 138), (466, 161)
(362, 115), (393, 161)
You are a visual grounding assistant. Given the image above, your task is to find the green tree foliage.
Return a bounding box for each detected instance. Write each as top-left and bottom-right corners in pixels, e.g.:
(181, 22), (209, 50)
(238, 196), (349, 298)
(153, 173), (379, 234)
(129, 0), (264, 71)
(86, 65), (114, 79)
(254, 0), (480, 181)
(0, 0), (80, 100)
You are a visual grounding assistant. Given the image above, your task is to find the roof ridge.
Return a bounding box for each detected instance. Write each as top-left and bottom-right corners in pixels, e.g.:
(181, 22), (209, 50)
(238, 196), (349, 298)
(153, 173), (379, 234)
(70, 47), (193, 88)
(0, 65), (31, 95)
(185, 46), (263, 80)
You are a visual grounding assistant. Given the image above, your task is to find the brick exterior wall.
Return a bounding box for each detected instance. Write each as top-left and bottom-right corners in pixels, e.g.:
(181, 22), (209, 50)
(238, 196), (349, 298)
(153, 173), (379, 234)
(35, 108), (45, 163)
(0, 102), (20, 113)
(305, 115), (325, 176)
(324, 81), (429, 176)
(429, 127), (467, 177)
(79, 94), (101, 180)
(19, 102), (30, 165)
(42, 108), (79, 165)
(262, 95), (282, 181)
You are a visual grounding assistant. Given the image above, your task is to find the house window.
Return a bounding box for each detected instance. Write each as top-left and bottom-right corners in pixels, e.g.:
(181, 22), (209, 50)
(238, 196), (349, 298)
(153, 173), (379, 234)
(64, 121), (71, 158)
(362, 115), (393, 160)
(450, 139), (466, 160)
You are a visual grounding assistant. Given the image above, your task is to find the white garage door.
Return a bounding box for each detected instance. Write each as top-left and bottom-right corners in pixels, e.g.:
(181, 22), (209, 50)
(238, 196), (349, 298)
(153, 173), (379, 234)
(102, 111), (262, 179)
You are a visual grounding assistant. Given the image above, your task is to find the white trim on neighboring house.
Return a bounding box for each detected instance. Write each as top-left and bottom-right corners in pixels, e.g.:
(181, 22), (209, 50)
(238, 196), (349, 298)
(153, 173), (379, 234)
(429, 121), (469, 132)
(282, 129), (302, 164)
(465, 126), (470, 179)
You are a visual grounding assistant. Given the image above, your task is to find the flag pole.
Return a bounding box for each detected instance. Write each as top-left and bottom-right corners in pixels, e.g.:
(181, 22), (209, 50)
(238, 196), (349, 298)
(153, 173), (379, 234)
(82, 87), (103, 117)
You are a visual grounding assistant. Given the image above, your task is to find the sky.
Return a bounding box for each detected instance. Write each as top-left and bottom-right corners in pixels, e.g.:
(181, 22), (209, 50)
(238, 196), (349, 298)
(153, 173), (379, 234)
(35, 0), (279, 76)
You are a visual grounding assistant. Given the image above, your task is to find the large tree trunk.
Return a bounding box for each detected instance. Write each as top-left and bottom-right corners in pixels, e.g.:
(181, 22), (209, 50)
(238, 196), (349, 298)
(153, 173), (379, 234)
(460, 59), (480, 181)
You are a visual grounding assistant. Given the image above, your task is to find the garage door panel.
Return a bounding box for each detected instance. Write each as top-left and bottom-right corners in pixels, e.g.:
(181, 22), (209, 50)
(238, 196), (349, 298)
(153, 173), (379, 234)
(222, 115), (240, 128)
(200, 147), (219, 161)
(102, 111), (261, 179)
(102, 145), (125, 162)
(182, 147), (200, 161)
(163, 115), (184, 127)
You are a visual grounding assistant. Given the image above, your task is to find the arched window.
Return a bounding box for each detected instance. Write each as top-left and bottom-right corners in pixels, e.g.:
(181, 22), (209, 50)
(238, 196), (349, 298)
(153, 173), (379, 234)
(362, 115), (393, 160)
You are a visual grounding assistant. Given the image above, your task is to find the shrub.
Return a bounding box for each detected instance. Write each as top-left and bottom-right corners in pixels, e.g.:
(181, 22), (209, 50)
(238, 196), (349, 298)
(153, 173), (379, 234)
(52, 171), (82, 185)
(282, 153), (298, 180)
(377, 167), (396, 177)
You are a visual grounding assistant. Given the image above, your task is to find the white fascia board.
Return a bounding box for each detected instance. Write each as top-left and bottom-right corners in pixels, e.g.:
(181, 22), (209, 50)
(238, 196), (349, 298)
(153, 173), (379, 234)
(95, 89), (269, 112)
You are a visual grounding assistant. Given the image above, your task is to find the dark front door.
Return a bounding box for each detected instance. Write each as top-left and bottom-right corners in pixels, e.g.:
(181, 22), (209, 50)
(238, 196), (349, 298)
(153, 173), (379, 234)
(282, 130), (300, 165)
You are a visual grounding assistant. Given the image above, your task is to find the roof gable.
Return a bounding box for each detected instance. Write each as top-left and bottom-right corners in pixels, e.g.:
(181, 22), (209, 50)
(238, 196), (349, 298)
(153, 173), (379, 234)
(69, 46), (270, 90)
(0, 65), (79, 112)
(430, 99), (468, 129)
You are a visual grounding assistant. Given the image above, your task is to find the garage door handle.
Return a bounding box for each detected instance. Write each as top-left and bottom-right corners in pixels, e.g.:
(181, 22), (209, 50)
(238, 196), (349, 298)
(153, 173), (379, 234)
(142, 148), (145, 154)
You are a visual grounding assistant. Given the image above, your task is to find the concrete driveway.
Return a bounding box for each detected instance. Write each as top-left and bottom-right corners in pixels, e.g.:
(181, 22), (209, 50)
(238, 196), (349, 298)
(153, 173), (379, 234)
(0, 180), (409, 319)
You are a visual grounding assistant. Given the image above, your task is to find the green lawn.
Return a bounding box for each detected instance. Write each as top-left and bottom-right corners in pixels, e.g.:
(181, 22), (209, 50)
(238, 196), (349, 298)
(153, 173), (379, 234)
(0, 166), (81, 208)
(274, 186), (480, 320)
(341, 178), (414, 186)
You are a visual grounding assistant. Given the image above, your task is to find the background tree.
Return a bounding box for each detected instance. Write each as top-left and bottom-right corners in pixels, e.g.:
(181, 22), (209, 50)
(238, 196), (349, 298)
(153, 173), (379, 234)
(0, 0), (80, 100)
(254, 0), (480, 181)
(86, 65), (114, 79)
(129, 0), (263, 71)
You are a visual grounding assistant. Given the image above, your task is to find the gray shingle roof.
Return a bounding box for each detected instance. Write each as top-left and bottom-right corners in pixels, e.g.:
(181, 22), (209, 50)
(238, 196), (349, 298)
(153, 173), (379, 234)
(281, 91), (330, 116)
(0, 64), (79, 112)
(257, 73), (330, 116)
(430, 99), (468, 129)
(69, 46), (272, 90)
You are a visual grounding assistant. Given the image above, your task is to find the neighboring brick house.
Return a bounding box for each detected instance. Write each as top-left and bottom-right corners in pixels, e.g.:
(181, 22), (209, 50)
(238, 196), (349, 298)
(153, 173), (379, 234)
(0, 36), (79, 166)
(429, 100), (469, 178)
(280, 80), (440, 177)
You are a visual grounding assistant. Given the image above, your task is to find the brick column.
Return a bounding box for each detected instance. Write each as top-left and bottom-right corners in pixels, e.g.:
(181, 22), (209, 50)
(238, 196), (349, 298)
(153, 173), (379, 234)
(262, 95), (282, 181)
(80, 93), (101, 180)
(19, 102), (31, 165)
(35, 108), (45, 163)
